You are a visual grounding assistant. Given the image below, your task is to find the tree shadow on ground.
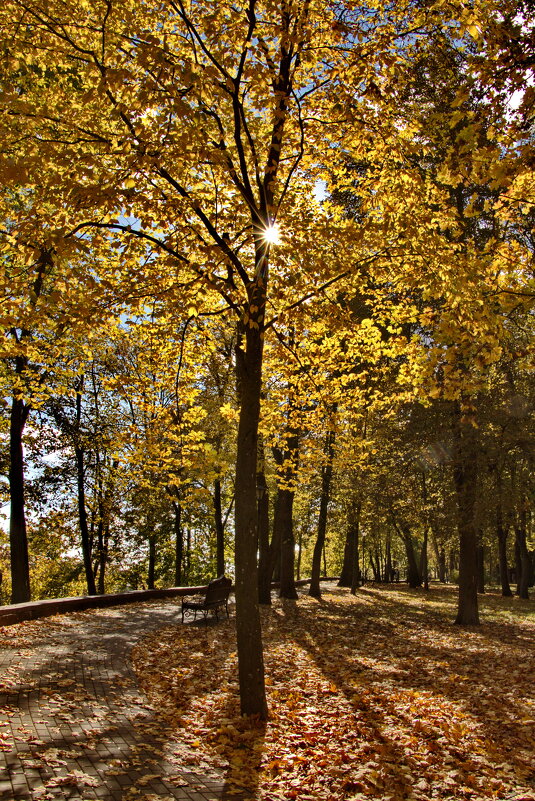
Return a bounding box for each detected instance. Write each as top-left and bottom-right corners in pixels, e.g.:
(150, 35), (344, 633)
(0, 602), (244, 800)
(273, 585), (535, 798)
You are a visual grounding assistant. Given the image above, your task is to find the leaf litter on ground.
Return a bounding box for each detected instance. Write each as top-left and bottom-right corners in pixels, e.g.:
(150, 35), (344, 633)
(131, 584), (535, 801)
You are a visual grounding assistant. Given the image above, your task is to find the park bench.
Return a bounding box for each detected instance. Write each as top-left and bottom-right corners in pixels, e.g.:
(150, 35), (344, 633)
(181, 575), (232, 623)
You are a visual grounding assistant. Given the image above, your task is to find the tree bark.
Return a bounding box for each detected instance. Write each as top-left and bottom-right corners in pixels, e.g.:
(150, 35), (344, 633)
(350, 502), (362, 594)
(309, 428), (335, 598)
(9, 393), (31, 604)
(272, 438), (299, 600)
(495, 471), (513, 596)
(477, 543), (485, 594)
(75, 445), (96, 595)
(214, 477), (226, 576)
(392, 518), (421, 588)
(453, 406), (480, 625)
(257, 437), (272, 605)
(422, 528), (429, 590)
(173, 500), (183, 586)
(277, 487), (298, 598)
(515, 505), (530, 599)
(8, 251), (49, 604)
(73, 387), (97, 596)
(338, 522), (354, 587)
(233, 291), (267, 718)
(148, 532), (156, 590)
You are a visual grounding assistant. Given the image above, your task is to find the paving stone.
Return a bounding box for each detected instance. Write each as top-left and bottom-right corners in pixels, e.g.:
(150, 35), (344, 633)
(0, 603), (244, 801)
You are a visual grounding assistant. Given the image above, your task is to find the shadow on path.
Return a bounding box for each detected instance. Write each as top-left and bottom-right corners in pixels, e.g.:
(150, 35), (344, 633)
(0, 602), (238, 801)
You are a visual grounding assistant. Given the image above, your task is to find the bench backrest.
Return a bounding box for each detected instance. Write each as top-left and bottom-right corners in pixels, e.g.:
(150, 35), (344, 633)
(205, 575), (232, 605)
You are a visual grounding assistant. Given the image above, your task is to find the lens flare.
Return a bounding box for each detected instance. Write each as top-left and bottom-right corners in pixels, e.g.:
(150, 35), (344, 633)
(262, 223), (281, 245)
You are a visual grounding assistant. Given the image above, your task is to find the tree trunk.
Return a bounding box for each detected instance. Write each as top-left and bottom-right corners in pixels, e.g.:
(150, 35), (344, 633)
(453, 407), (480, 625)
(75, 446), (96, 596)
(398, 522), (422, 588)
(96, 519), (106, 595)
(214, 478), (225, 576)
(431, 527), (447, 583)
(272, 410), (299, 600)
(309, 428), (335, 598)
(233, 303), (267, 718)
(9, 394), (31, 604)
(477, 543), (485, 594)
(277, 487), (298, 598)
(495, 473), (512, 596)
(338, 521), (354, 587)
(257, 438), (272, 605)
(422, 527), (429, 590)
(173, 501), (183, 586)
(350, 502), (362, 594)
(148, 532), (156, 590)
(515, 506), (530, 599)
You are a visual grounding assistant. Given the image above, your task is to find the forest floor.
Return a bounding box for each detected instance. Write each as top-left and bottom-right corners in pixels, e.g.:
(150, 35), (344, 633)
(132, 582), (535, 801)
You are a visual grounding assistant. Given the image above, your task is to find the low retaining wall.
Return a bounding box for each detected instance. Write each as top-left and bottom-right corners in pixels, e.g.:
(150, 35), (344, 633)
(0, 577), (338, 627)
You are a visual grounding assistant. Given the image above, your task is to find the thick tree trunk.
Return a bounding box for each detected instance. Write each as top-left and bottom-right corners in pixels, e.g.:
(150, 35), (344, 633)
(9, 394), (31, 604)
(233, 308), (267, 718)
(453, 408), (480, 625)
(309, 428), (335, 598)
(214, 478), (226, 576)
(173, 501), (183, 586)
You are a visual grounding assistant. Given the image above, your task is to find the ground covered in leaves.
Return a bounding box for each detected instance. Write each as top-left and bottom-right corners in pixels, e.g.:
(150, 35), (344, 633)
(132, 583), (535, 801)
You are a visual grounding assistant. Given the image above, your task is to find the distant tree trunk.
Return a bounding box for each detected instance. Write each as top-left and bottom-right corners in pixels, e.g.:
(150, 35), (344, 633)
(272, 412), (299, 599)
(9, 392), (31, 604)
(392, 517), (421, 588)
(184, 528), (191, 582)
(148, 532), (156, 590)
(277, 487), (298, 598)
(431, 527), (447, 583)
(369, 551), (381, 582)
(495, 471), (512, 596)
(75, 445), (96, 596)
(214, 477), (225, 576)
(96, 519), (107, 595)
(350, 502), (362, 594)
(422, 527), (429, 590)
(477, 543), (485, 594)
(338, 521), (354, 587)
(257, 438), (272, 605)
(173, 501), (183, 586)
(515, 506), (530, 600)
(309, 427), (336, 598)
(453, 406), (480, 625)
(72, 384), (97, 597)
(385, 535), (393, 583)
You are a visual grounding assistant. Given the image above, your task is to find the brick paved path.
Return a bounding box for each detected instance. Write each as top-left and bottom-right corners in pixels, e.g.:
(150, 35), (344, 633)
(0, 602), (238, 801)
